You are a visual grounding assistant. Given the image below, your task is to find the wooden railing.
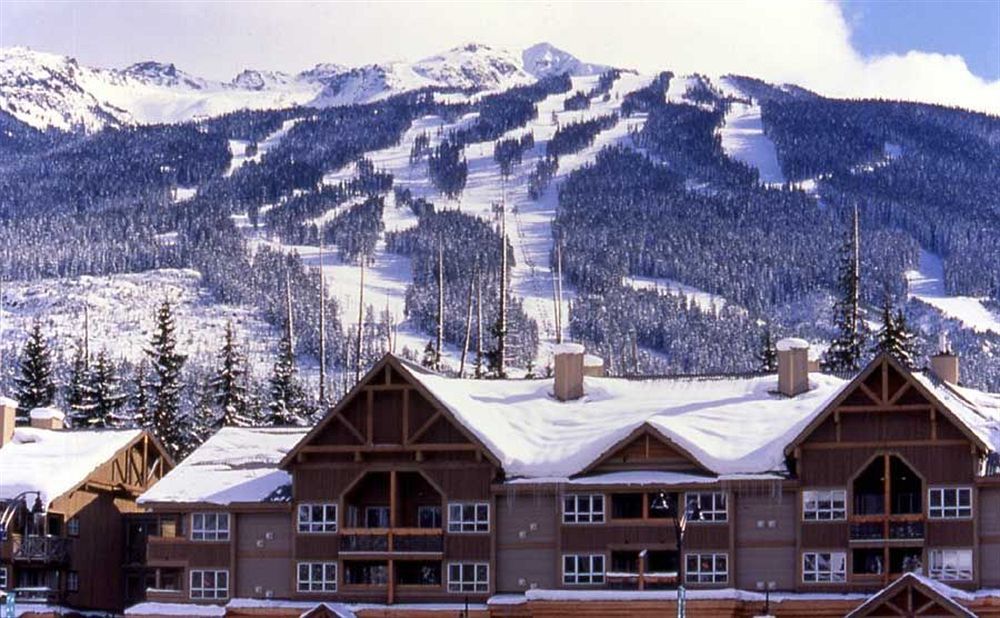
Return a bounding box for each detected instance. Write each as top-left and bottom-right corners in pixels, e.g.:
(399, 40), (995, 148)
(339, 528), (443, 553)
(11, 535), (71, 563)
(849, 515), (924, 542)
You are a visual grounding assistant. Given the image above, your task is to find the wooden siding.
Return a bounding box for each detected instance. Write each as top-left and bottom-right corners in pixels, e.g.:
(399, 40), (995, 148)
(735, 546), (797, 590)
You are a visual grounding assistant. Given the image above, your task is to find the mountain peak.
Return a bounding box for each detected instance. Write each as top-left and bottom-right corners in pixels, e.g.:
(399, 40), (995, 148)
(522, 42), (609, 79)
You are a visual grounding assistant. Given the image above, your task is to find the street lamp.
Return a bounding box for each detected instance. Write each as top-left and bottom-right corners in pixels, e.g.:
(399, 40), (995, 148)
(650, 492), (702, 618)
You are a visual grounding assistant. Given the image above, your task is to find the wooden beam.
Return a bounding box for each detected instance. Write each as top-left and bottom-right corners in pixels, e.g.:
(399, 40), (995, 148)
(333, 412), (367, 444)
(366, 389), (374, 445)
(801, 439), (968, 450)
(858, 381), (883, 406)
(401, 389), (410, 445)
(836, 404), (933, 413)
(887, 382), (912, 406)
(409, 411), (442, 444)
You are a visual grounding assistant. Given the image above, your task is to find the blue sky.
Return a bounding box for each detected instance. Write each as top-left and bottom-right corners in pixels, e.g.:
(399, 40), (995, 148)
(1, 0), (998, 113)
(845, 0), (999, 80)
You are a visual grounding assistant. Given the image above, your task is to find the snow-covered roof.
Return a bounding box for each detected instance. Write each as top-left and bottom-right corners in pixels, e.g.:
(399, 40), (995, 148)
(0, 396), (18, 408)
(913, 372), (1000, 454)
(139, 427), (308, 506)
(0, 427), (143, 505)
(398, 358), (847, 478)
(776, 337), (809, 352)
(845, 572), (976, 618)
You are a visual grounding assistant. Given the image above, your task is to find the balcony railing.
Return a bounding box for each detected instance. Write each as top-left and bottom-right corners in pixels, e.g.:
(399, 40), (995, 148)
(339, 528), (443, 554)
(12, 587), (60, 604)
(849, 518), (924, 542)
(11, 535), (71, 563)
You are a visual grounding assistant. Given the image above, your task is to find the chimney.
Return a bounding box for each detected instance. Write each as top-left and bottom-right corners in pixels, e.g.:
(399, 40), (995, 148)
(776, 338), (810, 397)
(29, 407), (65, 430)
(553, 343), (586, 401)
(583, 354), (605, 378)
(0, 397), (17, 447)
(930, 332), (959, 384)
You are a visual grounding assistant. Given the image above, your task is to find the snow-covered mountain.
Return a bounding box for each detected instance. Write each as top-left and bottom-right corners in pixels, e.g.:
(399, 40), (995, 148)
(0, 42), (604, 132)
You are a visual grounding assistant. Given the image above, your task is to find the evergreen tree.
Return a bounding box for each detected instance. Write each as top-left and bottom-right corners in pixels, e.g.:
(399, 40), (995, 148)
(191, 375), (220, 445)
(91, 350), (128, 427)
(14, 320), (56, 419)
(757, 328), (778, 372)
(146, 300), (187, 457)
(129, 360), (153, 429)
(66, 341), (98, 428)
(421, 341), (438, 369)
(825, 206), (866, 372)
(210, 322), (253, 427)
(266, 331), (307, 426)
(874, 297), (917, 368)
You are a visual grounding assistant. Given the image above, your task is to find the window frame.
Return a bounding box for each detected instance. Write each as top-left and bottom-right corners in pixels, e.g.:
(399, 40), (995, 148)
(447, 562), (489, 593)
(928, 487), (973, 520)
(447, 502), (490, 533)
(684, 553), (728, 584)
(66, 570), (79, 592)
(928, 549), (973, 581)
(297, 503), (339, 534)
(801, 489), (847, 521)
(296, 562), (338, 592)
(189, 569), (229, 600)
(801, 551), (847, 583)
(685, 492), (728, 523)
(190, 512), (230, 542)
(417, 505), (443, 529)
(562, 494), (605, 524)
(66, 517), (80, 537)
(0, 566), (7, 589)
(562, 553), (606, 585)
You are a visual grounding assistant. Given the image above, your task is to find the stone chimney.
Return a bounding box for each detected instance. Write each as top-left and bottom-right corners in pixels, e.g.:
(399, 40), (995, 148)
(0, 397), (17, 447)
(930, 332), (959, 384)
(776, 338), (810, 397)
(30, 407), (65, 430)
(553, 343), (586, 401)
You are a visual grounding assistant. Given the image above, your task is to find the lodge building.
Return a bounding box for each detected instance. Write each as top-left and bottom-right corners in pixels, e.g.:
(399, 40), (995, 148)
(0, 402), (172, 614)
(118, 341), (1000, 617)
(4, 342), (998, 616)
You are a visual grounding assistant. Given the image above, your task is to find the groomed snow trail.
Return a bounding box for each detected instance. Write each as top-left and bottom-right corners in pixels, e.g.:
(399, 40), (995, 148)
(226, 118), (303, 176)
(718, 102), (785, 185)
(906, 249), (1000, 335)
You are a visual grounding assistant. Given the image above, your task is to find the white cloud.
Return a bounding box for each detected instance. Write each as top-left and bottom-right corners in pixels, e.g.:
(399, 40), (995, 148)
(1, 0), (997, 114)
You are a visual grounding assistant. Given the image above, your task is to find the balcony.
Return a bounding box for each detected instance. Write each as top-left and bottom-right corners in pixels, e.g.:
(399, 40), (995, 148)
(11, 535), (71, 564)
(850, 518), (924, 542)
(339, 528), (444, 554)
(12, 587), (60, 604)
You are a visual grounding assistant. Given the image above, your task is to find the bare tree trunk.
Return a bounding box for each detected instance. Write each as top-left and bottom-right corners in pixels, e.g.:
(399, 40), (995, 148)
(436, 238), (444, 370)
(318, 239), (326, 405)
(475, 275), (483, 379)
(497, 200), (507, 378)
(285, 271), (294, 349)
(355, 258), (365, 384)
(459, 269), (476, 378)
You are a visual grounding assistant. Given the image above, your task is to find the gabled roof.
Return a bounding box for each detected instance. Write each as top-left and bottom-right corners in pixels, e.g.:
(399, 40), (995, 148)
(279, 354), (502, 468)
(785, 353), (996, 456)
(577, 422), (715, 477)
(0, 427), (147, 505)
(139, 427), (307, 506)
(845, 572), (975, 617)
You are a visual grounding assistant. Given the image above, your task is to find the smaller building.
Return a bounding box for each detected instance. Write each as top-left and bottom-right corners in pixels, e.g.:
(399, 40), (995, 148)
(0, 398), (172, 614)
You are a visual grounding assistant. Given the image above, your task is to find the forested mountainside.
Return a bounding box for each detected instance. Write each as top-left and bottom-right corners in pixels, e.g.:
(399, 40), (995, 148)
(1, 42), (1000, 454)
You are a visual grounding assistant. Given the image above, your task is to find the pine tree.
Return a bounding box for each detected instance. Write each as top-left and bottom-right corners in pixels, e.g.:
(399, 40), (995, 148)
(91, 350), (128, 428)
(66, 341), (98, 428)
(421, 341), (438, 369)
(191, 375), (220, 445)
(874, 297), (917, 368)
(14, 320), (56, 420)
(146, 300), (187, 457)
(757, 328), (778, 372)
(825, 206), (866, 372)
(210, 322), (253, 427)
(129, 360), (153, 429)
(266, 330), (307, 426)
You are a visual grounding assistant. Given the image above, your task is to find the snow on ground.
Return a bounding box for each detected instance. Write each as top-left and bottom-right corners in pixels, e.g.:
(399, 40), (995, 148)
(717, 101), (785, 185)
(622, 275), (733, 314)
(226, 118), (303, 176)
(906, 249), (1000, 335)
(0, 269), (280, 371)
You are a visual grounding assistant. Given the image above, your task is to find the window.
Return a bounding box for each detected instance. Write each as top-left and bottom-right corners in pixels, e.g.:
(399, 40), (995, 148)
(190, 513), (230, 541)
(563, 554), (605, 585)
(365, 506), (390, 528)
(928, 488), (972, 519)
(563, 494), (605, 524)
(802, 490), (846, 521)
(297, 562), (337, 592)
(190, 570), (229, 599)
(610, 493), (645, 519)
(447, 503), (489, 533)
(686, 492), (727, 522)
(67, 571), (79, 592)
(298, 504), (338, 533)
(0, 567), (7, 589)
(685, 553), (728, 584)
(67, 517), (80, 537)
(802, 552), (847, 583)
(447, 563), (488, 593)
(418, 505), (442, 529)
(929, 549), (973, 581)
